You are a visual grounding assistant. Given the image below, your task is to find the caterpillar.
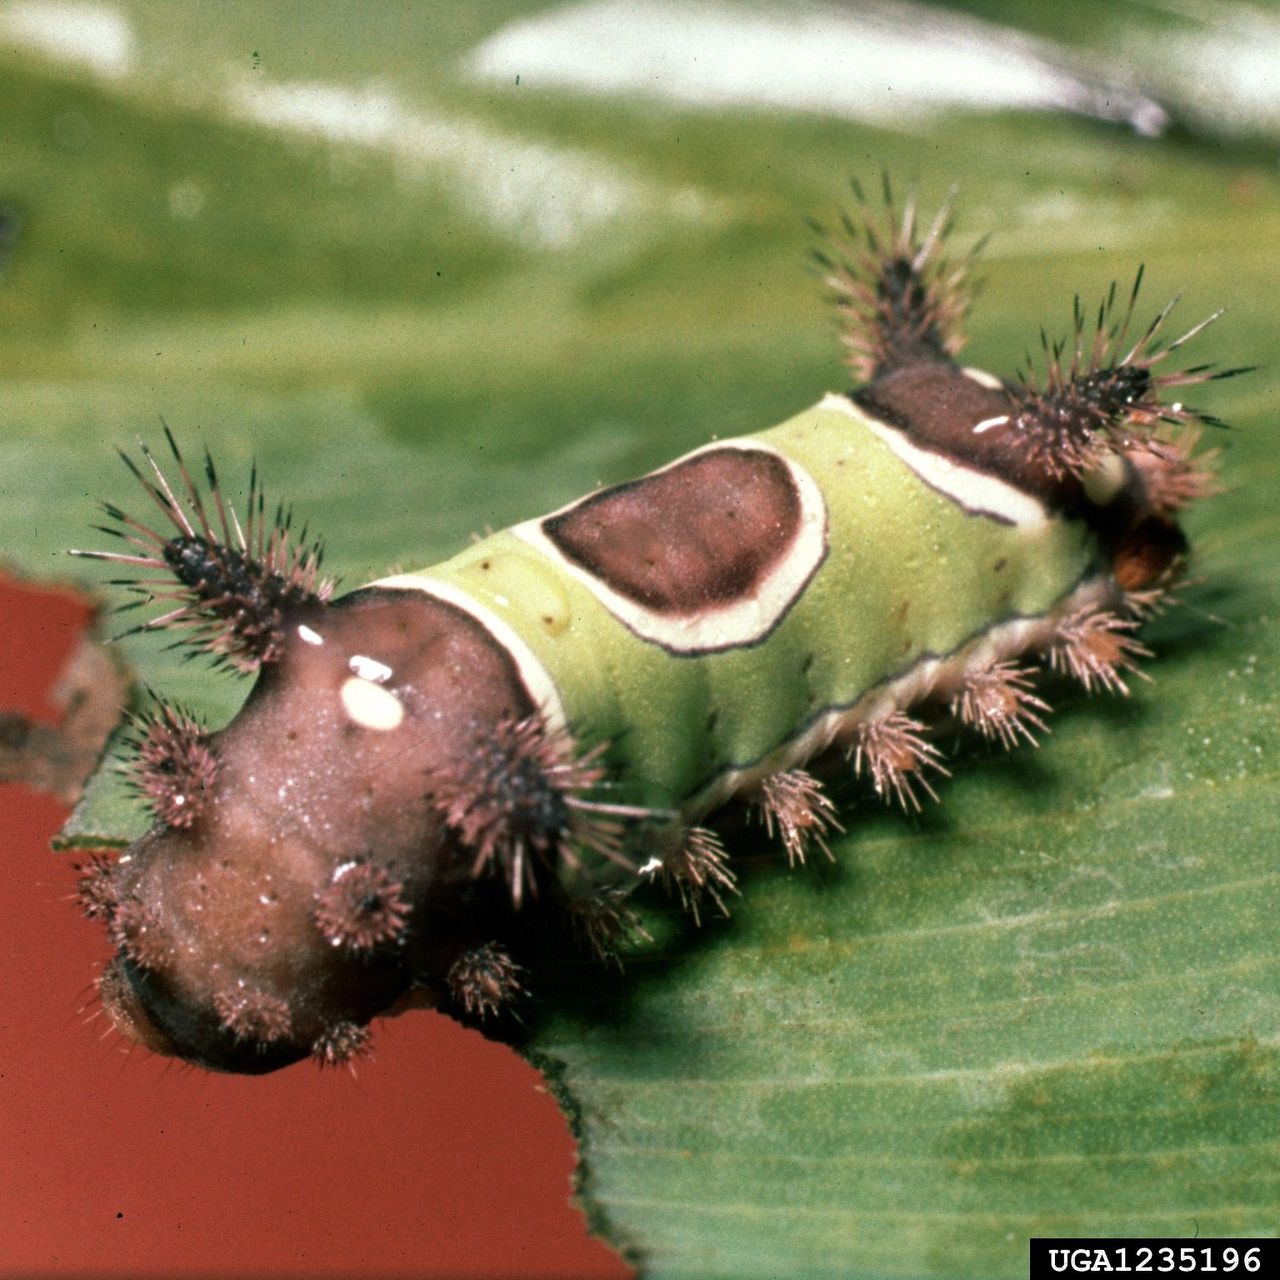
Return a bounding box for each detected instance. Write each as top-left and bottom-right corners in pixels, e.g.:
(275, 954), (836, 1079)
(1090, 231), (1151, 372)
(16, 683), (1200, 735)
(70, 181), (1238, 1074)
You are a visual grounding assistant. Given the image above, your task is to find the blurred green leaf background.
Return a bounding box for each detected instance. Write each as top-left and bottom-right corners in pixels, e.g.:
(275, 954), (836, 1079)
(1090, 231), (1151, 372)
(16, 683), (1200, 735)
(1, 2), (1276, 1276)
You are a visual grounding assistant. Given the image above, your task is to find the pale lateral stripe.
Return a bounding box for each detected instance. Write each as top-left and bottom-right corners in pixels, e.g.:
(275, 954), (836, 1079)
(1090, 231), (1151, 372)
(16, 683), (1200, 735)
(819, 392), (1050, 529)
(683, 573), (1117, 820)
(510, 439), (828, 654)
(369, 573), (567, 732)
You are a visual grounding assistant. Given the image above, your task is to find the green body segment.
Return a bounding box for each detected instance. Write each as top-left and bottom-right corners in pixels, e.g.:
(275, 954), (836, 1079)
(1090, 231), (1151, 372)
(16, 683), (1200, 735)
(411, 401), (1094, 816)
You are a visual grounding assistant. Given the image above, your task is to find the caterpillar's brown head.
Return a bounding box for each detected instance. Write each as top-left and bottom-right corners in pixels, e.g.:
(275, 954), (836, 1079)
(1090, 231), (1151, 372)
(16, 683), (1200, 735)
(83, 586), (548, 1071)
(71, 438), (574, 1072)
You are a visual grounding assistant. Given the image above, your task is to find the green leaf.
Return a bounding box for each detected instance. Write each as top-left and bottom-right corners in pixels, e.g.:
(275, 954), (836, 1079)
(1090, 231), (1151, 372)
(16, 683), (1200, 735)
(528, 588), (1280, 1274)
(2, 5), (1277, 1276)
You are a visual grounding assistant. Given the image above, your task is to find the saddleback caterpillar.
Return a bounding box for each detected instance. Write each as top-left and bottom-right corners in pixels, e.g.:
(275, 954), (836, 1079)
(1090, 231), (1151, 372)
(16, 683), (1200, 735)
(71, 180), (1240, 1073)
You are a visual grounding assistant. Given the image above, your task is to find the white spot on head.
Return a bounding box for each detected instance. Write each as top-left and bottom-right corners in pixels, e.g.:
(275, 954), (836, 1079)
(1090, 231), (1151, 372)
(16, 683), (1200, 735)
(349, 653), (393, 683)
(297, 624), (325, 646)
(340, 676), (405, 732)
(962, 366), (1006, 391)
(972, 414), (1010, 435)
(638, 856), (664, 877)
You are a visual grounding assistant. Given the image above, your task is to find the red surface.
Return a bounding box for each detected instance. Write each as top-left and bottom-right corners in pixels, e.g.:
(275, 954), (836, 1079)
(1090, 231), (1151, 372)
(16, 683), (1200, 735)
(0, 572), (632, 1280)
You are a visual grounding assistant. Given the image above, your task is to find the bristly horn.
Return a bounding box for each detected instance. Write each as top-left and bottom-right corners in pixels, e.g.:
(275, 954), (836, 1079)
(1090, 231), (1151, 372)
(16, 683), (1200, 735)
(1006, 268), (1251, 480)
(70, 428), (333, 672)
(427, 713), (648, 909)
(812, 172), (984, 382)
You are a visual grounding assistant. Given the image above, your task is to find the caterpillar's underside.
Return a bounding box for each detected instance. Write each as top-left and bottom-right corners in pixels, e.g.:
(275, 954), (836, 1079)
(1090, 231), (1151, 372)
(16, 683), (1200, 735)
(71, 182), (1238, 1073)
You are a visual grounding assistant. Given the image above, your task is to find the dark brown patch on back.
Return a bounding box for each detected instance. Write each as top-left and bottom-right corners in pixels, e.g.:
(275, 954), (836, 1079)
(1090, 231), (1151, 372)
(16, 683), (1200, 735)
(543, 448), (804, 614)
(853, 363), (1083, 507)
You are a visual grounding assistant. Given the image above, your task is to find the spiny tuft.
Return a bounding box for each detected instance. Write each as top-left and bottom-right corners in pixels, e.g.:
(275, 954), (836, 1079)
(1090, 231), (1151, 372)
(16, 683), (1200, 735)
(312, 1021), (374, 1068)
(1006, 270), (1246, 481)
(654, 826), (737, 924)
(69, 428), (333, 671)
(812, 174), (981, 382)
(951, 662), (1051, 750)
(1126, 426), (1223, 515)
(213, 986), (292, 1044)
(851, 711), (949, 812)
(1121, 570), (1182, 621)
(313, 859), (411, 952)
(74, 851), (120, 920)
(122, 700), (217, 828)
(1049, 606), (1152, 696)
(109, 898), (169, 971)
(569, 887), (651, 966)
(758, 769), (843, 867)
(428, 714), (640, 909)
(447, 942), (525, 1019)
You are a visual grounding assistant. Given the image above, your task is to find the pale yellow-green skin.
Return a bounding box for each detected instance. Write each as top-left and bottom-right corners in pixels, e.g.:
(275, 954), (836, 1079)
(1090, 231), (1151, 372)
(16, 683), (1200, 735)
(396, 402), (1095, 828)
